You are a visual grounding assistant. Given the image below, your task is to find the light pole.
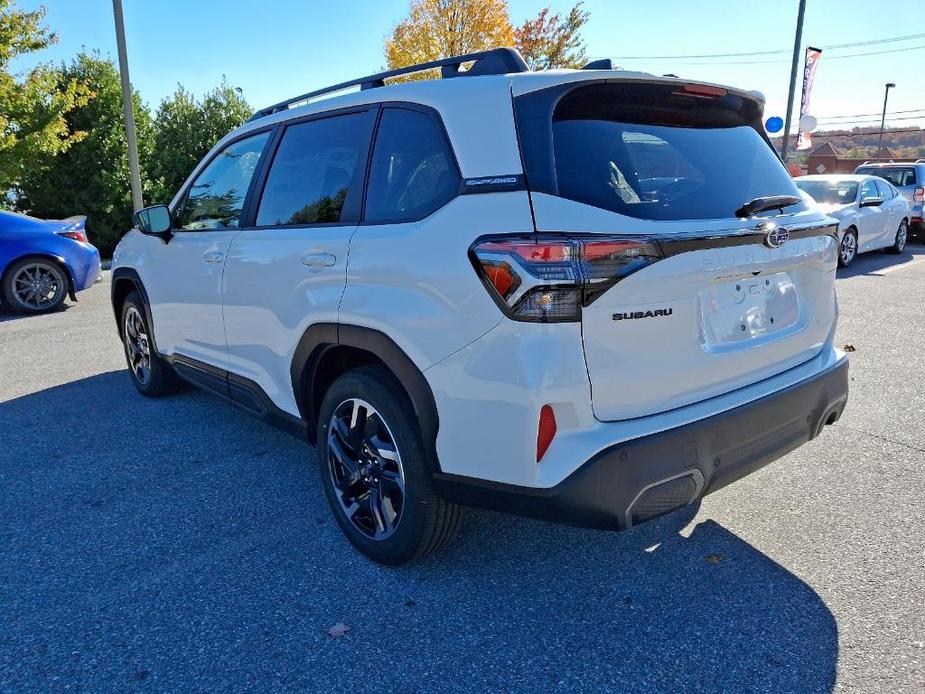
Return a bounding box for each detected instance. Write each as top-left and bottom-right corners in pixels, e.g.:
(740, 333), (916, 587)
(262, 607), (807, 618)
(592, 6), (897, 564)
(112, 0), (144, 212)
(780, 0), (807, 164)
(877, 82), (895, 162)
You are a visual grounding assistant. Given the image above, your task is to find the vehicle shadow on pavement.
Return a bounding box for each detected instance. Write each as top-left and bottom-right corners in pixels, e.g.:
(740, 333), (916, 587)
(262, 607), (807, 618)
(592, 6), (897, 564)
(0, 304), (72, 323)
(0, 371), (837, 693)
(837, 242), (924, 278)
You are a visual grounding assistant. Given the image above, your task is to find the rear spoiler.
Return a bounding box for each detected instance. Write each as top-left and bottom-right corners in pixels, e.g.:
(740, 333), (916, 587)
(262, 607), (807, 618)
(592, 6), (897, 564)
(58, 215), (87, 231)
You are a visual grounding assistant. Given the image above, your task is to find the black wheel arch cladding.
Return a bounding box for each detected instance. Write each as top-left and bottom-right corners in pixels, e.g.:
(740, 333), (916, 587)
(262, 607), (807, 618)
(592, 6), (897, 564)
(291, 323), (441, 473)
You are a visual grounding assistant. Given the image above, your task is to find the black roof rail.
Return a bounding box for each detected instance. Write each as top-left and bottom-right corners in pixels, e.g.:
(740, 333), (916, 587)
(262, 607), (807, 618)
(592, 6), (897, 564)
(248, 47), (529, 122)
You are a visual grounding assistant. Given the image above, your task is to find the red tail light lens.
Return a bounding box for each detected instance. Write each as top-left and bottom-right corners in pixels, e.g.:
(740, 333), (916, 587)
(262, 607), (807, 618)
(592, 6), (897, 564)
(471, 234), (663, 322)
(536, 404), (557, 462)
(914, 186), (924, 203)
(57, 230), (88, 243)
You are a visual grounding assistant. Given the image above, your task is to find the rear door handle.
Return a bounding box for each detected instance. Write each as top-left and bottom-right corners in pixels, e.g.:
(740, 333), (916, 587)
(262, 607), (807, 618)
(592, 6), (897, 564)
(301, 253), (336, 268)
(202, 251), (225, 264)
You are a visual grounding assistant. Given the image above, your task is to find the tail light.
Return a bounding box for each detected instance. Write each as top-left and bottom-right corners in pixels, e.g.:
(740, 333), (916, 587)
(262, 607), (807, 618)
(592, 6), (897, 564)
(57, 230), (88, 243)
(471, 234), (663, 322)
(914, 186), (924, 203)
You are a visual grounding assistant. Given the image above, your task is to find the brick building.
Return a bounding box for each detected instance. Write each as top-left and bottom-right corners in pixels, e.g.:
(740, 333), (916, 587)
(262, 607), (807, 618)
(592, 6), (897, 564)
(806, 142), (899, 175)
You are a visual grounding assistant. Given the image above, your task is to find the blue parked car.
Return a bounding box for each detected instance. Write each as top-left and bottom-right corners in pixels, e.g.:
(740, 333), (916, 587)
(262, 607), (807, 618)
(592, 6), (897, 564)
(0, 210), (101, 314)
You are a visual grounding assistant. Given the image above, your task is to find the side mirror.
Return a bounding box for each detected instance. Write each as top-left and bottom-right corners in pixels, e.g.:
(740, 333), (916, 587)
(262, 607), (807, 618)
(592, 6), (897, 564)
(859, 197), (883, 208)
(134, 205), (172, 237)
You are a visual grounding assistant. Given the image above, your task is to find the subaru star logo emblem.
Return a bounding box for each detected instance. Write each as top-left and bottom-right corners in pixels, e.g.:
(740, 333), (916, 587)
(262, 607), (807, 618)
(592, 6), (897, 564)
(764, 226), (790, 248)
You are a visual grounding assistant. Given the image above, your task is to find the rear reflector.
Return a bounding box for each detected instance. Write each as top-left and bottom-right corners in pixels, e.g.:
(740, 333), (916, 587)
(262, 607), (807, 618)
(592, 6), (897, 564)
(536, 405), (557, 462)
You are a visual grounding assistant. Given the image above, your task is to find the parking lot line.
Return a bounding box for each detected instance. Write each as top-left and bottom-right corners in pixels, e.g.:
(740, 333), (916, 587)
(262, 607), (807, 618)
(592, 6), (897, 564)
(870, 257), (925, 276)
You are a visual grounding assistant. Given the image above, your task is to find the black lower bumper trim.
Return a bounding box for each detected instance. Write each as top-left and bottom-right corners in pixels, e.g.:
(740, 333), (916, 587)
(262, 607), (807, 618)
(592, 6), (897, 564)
(433, 358), (849, 531)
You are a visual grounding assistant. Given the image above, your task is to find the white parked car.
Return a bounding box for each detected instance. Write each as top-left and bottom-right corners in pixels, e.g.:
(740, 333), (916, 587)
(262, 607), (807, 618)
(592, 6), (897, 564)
(111, 49), (849, 564)
(795, 174), (910, 267)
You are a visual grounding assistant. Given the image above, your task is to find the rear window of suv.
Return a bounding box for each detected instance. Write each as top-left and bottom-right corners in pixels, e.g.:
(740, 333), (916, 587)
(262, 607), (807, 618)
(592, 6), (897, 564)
(518, 82), (804, 221)
(854, 166), (917, 188)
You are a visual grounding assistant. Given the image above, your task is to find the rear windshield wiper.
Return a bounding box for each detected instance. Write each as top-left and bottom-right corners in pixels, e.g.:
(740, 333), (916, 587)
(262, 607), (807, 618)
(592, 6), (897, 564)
(735, 195), (802, 218)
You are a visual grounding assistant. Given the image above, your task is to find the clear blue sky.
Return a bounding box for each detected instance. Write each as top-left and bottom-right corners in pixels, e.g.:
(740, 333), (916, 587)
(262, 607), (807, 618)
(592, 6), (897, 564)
(10, 0), (925, 135)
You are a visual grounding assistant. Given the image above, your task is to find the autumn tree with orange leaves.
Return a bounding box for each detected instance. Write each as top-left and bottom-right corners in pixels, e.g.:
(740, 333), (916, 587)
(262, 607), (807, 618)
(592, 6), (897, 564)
(384, 0), (589, 77)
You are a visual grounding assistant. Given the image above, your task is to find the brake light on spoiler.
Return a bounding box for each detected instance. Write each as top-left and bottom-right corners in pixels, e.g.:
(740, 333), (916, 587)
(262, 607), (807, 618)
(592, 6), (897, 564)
(471, 235), (663, 322)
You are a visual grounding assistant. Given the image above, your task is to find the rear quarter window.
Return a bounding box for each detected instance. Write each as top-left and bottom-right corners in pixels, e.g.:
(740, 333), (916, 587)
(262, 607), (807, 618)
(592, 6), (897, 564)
(363, 107), (460, 224)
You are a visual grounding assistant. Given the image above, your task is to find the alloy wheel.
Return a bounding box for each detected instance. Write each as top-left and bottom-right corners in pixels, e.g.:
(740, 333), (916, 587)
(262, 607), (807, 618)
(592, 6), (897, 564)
(840, 232), (857, 265)
(896, 221), (908, 252)
(12, 263), (64, 310)
(123, 306), (152, 385)
(326, 398), (406, 540)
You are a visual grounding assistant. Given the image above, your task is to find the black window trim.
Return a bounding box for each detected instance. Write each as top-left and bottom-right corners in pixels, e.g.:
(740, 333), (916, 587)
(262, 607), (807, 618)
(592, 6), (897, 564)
(168, 100), (465, 235)
(244, 104), (379, 230)
(169, 124), (278, 234)
(358, 101), (464, 227)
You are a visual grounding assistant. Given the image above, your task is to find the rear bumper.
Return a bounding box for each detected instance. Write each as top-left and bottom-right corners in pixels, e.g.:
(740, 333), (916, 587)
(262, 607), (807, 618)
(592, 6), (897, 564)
(433, 356), (849, 530)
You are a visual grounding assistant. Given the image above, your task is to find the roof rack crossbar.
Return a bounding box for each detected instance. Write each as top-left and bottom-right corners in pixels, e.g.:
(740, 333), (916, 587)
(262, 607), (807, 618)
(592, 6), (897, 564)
(248, 47), (528, 121)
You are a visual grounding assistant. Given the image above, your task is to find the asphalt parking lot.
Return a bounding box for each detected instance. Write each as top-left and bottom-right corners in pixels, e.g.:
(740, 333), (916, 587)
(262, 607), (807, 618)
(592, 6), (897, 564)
(1, 247), (923, 693)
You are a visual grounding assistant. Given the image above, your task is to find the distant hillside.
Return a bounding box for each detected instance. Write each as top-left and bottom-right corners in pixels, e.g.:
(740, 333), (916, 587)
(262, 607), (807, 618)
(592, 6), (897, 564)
(775, 126), (925, 161)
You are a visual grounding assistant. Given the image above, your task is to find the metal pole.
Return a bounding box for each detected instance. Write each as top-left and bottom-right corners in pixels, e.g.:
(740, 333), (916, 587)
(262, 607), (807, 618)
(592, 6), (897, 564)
(877, 83), (895, 161)
(112, 0), (143, 212)
(780, 0), (807, 165)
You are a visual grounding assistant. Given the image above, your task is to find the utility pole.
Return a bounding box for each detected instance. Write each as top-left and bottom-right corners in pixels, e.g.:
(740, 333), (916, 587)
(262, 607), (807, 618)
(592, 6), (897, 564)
(780, 0), (807, 165)
(112, 0), (144, 212)
(877, 82), (895, 161)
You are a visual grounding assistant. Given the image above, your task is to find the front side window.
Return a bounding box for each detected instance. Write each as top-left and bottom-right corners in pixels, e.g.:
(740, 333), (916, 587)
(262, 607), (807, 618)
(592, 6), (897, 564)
(364, 108), (459, 223)
(256, 111), (374, 227)
(176, 132), (270, 230)
(859, 179), (879, 201)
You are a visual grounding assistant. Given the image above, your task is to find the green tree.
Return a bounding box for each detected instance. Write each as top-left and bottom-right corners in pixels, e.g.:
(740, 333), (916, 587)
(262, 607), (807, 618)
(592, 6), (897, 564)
(149, 81), (251, 201)
(0, 0), (91, 195)
(16, 52), (153, 255)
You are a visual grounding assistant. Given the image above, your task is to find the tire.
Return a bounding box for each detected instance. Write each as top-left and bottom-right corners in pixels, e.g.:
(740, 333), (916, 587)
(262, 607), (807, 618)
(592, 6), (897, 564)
(1, 257), (68, 314)
(838, 228), (858, 267)
(886, 219), (908, 255)
(316, 365), (463, 565)
(120, 291), (182, 397)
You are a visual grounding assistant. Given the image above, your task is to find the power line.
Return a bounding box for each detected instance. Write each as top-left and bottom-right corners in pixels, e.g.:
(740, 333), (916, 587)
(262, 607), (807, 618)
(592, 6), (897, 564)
(640, 43), (925, 66)
(817, 115), (925, 125)
(606, 31), (925, 61)
(816, 108), (925, 120)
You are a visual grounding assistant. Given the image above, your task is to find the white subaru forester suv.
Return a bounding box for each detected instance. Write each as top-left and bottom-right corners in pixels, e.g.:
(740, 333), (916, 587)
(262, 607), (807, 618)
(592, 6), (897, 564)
(111, 49), (849, 565)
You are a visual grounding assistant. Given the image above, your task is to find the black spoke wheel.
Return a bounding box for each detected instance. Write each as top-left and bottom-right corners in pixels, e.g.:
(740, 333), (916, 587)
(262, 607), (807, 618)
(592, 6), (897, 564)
(2, 258), (67, 314)
(887, 219), (908, 254)
(119, 291), (181, 397)
(316, 366), (463, 565)
(327, 397), (406, 541)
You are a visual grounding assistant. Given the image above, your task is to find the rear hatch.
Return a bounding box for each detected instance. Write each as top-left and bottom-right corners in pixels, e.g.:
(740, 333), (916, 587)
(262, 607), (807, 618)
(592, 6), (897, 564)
(514, 78), (838, 421)
(854, 165), (919, 205)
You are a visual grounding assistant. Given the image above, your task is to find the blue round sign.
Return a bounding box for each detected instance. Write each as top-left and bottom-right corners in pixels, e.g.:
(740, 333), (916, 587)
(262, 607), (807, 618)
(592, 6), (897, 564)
(765, 116), (784, 133)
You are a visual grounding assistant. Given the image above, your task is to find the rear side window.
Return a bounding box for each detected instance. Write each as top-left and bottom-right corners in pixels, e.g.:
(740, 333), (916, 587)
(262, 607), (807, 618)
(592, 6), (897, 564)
(256, 111), (374, 226)
(874, 179), (895, 200)
(176, 132), (270, 230)
(364, 108), (459, 223)
(855, 166), (916, 187)
(520, 82), (804, 221)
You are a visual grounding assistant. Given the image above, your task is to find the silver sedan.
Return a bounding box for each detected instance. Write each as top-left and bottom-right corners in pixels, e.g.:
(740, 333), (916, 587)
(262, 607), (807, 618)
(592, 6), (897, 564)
(795, 174), (910, 267)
